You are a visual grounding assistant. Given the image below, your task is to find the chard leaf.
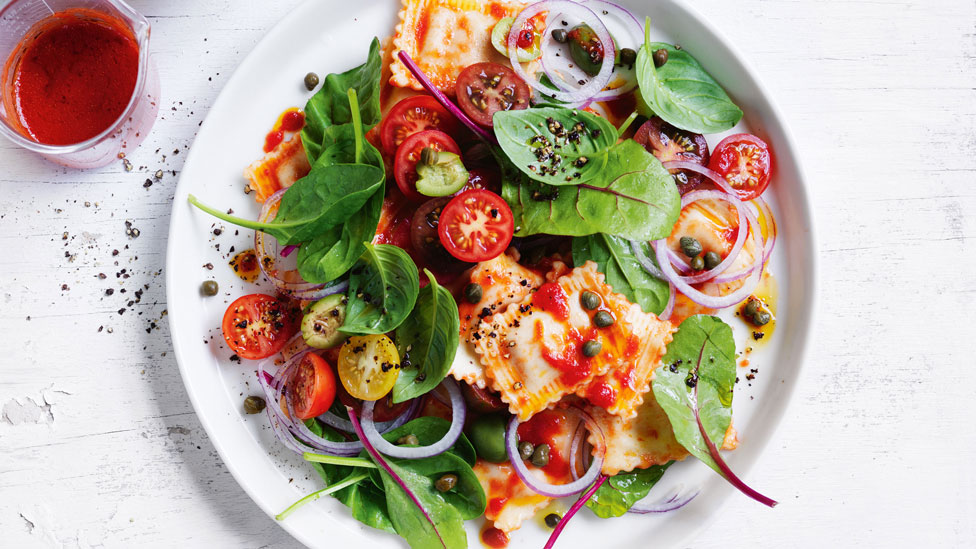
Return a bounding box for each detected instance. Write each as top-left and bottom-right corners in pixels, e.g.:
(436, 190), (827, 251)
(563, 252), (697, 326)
(585, 462), (673, 518)
(572, 233), (670, 315)
(341, 243), (420, 335)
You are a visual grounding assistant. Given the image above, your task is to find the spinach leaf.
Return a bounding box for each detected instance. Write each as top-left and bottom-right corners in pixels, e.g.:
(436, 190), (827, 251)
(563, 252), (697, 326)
(393, 271), (460, 404)
(296, 187), (383, 283)
(381, 417), (477, 467)
(303, 38), (383, 163)
(493, 107), (618, 186)
(341, 243), (420, 335)
(652, 315), (737, 475)
(585, 462), (673, 518)
(372, 459), (468, 549)
(572, 234), (670, 315)
(636, 34), (743, 134)
(502, 139), (681, 241)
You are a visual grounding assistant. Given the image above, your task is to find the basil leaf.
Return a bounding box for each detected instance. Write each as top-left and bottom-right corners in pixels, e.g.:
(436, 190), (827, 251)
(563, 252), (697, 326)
(392, 271), (460, 403)
(296, 187), (383, 283)
(652, 315), (737, 475)
(341, 243), (420, 335)
(585, 463), (673, 518)
(503, 139), (681, 241)
(572, 234), (670, 315)
(636, 41), (743, 134)
(493, 107), (617, 186)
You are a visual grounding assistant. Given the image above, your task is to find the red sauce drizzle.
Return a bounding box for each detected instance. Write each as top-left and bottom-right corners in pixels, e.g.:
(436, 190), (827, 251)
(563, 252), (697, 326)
(534, 321), (593, 386)
(586, 382), (617, 409)
(481, 526), (509, 548)
(8, 10), (139, 145)
(532, 282), (569, 320)
(517, 409), (570, 478)
(263, 109), (306, 152)
(487, 497), (508, 516)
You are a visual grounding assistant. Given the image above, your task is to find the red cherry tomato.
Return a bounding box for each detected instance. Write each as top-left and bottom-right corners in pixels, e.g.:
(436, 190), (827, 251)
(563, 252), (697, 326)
(455, 62), (530, 127)
(380, 95), (461, 154)
(634, 117), (710, 195)
(288, 353), (337, 420)
(393, 130), (461, 201)
(438, 189), (514, 262)
(221, 294), (299, 360)
(461, 168), (502, 195)
(708, 133), (772, 201)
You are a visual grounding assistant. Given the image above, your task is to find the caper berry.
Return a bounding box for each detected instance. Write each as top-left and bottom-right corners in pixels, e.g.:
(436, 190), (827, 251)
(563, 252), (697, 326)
(243, 395), (266, 414)
(593, 310), (614, 328)
(679, 236), (702, 258)
(544, 513), (561, 528)
(619, 47), (637, 66)
(690, 255), (705, 271)
(518, 440), (535, 461)
(653, 48), (669, 68)
(580, 290), (600, 310)
(435, 473), (458, 492)
(551, 28), (568, 43)
(397, 434), (420, 446)
(530, 443), (551, 467)
(201, 280), (219, 296)
(703, 251), (722, 270)
(582, 339), (602, 357)
(464, 283), (484, 304)
(304, 72), (320, 91)
(420, 146), (439, 166)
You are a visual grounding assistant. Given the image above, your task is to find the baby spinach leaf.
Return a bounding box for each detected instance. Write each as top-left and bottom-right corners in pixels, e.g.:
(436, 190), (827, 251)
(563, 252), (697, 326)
(572, 234), (670, 315)
(493, 107), (618, 186)
(585, 462), (673, 518)
(502, 139), (681, 241)
(636, 36), (743, 134)
(296, 188), (383, 283)
(381, 417), (477, 467)
(341, 243), (420, 335)
(652, 315), (737, 476)
(392, 271), (460, 404)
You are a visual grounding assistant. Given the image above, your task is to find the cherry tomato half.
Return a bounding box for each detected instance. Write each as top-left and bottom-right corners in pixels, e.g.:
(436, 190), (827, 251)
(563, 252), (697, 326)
(337, 335), (401, 401)
(221, 294), (299, 360)
(455, 62), (530, 127)
(438, 189), (514, 263)
(288, 353), (337, 420)
(394, 130), (462, 201)
(634, 117), (710, 195)
(380, 95), (461, 154)
(708, 133), (772, 201)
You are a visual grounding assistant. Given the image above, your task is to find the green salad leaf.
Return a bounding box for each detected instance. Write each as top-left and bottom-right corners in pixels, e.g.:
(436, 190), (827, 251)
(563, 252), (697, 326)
(572, 233), (670, 315)
(493, 107), (618, 186)
(341, 243), (420, 335)
(296, 185), (383, 284)
(502, 139), (681, 241)
(393, 270), (460, 404)
(652, 315), (737, 476)
(381, 417), (477, 467)
(586, 463), (673, 518)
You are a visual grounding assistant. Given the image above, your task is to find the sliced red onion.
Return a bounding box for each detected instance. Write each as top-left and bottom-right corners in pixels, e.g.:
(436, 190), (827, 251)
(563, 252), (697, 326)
(659, 282), (675, 321)
(627, 486), (700, 514)
(318, 397), (420, 435)
(505, 409), (605, 498)
(543, 474), (608, 549)
(669, 190), (749, 285)
(568, 421), (586, 481)
(663, 160), (737, 196)
(582, 0), (643, 38)
(360, 379), (465, 459)
(280, 244), (298, 257)
(629, 239), (666, 281)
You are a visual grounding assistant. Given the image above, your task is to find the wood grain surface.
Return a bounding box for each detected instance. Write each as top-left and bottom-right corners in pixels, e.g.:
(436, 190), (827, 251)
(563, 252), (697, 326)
(1, 0), (974, 547)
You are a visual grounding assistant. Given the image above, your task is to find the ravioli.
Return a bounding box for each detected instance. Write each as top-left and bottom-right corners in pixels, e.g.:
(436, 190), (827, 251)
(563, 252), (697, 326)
(390, 0), (524, 91)
(243, 131), (310, 203)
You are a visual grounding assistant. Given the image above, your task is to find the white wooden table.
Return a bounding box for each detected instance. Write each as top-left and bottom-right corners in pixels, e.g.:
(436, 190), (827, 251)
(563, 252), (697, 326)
(2, 0), (974, 546)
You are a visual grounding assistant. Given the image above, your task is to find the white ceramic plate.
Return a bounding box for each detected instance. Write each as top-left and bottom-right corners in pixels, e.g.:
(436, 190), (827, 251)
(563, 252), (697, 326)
(166, 0), (817, 547)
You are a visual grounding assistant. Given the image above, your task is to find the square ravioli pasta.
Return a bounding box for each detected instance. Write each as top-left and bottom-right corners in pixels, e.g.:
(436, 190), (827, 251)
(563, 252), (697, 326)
(473, 262), (674, 421)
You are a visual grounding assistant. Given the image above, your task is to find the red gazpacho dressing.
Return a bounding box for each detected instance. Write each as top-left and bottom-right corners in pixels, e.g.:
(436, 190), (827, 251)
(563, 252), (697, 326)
(7, 9), (139, 145)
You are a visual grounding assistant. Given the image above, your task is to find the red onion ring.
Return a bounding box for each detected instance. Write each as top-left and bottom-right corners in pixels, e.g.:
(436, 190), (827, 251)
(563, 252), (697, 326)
(659, 282), (675, 321)
(627, 487), (700, 514)
(568, 421), (586, 481)
(629, 239), (666, 281)
(505, 407), (605, 498)
(668, 190), (749, 285)
(318, 398), (420, 435)
(360, 379), (466, 459)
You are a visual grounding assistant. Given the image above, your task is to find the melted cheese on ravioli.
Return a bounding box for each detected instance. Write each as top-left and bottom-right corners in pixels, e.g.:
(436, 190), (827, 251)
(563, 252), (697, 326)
(391, 0), (524, 91)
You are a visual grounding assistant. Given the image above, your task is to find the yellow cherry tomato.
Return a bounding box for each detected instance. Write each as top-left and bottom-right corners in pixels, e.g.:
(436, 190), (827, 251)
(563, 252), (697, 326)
(337, 335), (401, 401)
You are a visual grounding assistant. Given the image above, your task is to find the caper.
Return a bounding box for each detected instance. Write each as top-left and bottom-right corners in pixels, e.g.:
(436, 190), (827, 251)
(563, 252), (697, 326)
(582, 339), (602, 357)
(200, 280), (219, 296)
(551, 28), (568, 43)
(743, 299), (760, 318)
(653, 48), (669, 68)
(690, 255), (705, 271)
(580, 290), (600, 310)
(703, 251), (722, 270)
(435, 473), (458, 492)
(464, 283), (484, 304)
(518, 440), (535, 461)
(593, 310), (614, 328)
(679, 236), (702, 258)
(397, 434), (420, 446)
(619, 47), (637, 66)
(530, 443), (551, 467)
(304, 72), (319, 91)
(544, 513), (561, 528)
(243, 395), (266, 414)
(420, 146), (439, 166)
(753, 310), (772, 326)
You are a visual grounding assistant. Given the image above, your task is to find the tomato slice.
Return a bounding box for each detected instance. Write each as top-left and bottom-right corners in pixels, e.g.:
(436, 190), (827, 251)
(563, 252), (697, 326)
(394, 130), (461, 201)
(288, 353), (337, 420)
(455, 62), (530, 127)
(634, 117), (710, 195)
(708, 133), (772, 201)
(221, 294), (299, 360)
(380, 95), (461, 154)
(337, 335), (401, 401)
(438, 189), (514, 262)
